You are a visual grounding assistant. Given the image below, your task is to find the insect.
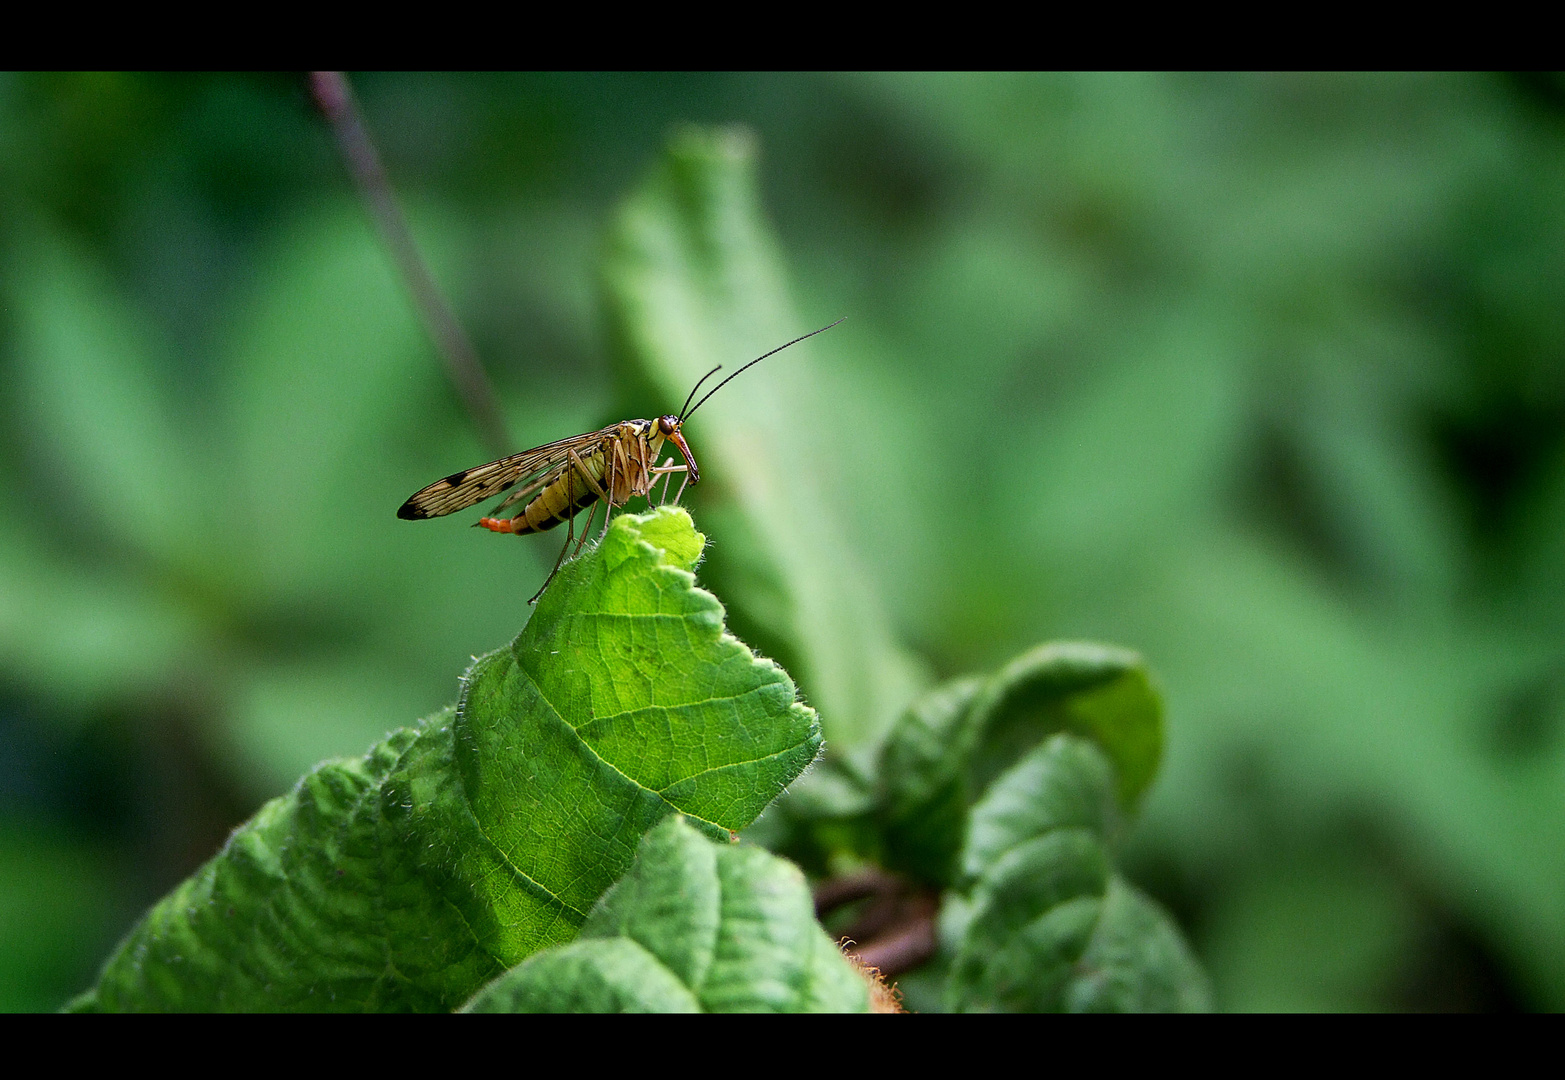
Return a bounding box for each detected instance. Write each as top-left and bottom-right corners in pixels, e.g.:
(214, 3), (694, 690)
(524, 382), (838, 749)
(398, 319), (842, 602)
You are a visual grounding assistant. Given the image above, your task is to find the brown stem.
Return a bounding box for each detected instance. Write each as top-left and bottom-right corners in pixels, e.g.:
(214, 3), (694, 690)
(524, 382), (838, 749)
(816, 869), (942, 979)
(309, 71), (513, 458)
(851, 915), (938, 979)
(814, 867), (900, 917)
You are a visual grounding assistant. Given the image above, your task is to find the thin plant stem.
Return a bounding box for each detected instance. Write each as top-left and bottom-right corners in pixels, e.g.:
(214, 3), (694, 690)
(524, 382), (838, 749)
(309, 71), (513, 458)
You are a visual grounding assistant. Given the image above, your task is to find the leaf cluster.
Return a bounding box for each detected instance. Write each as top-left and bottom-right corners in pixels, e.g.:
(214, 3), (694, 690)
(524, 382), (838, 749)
(766, 643), (1209, 1011)
(72, 510), (857, 1011)
(50, 116), (1215, 1013)
(70, 504), (1204, 1011)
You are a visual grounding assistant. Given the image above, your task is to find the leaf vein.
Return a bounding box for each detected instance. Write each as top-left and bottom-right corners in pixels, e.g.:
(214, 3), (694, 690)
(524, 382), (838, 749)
(576, 681), (784, 730)
(514, 663), (730, 835)
(657, 735), (811, 793)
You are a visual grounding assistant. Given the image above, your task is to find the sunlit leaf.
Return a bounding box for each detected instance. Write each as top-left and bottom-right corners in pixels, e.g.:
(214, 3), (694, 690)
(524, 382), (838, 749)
(71, 509), (821, 1011)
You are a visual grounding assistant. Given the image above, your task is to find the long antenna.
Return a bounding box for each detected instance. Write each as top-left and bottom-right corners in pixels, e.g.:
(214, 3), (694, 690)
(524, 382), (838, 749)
(679, 364), (723, 421)
(682, 318), (845, 422)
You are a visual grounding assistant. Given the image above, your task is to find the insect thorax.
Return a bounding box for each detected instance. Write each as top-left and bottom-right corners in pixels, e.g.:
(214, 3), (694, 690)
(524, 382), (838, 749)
(603, 420), (665, 502)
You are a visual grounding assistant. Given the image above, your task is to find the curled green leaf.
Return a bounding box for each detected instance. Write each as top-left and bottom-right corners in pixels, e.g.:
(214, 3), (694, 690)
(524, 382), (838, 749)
(876, 643), (1162, 887)
(967, 642), (1163, 810)
(72, 508), (821, 1012)
(946, 734), (1209, 1012)
(462, 816), (869, 1013)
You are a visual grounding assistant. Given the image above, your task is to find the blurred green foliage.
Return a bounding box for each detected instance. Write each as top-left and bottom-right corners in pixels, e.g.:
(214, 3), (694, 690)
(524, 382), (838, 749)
(4, 72), (1565, 1011)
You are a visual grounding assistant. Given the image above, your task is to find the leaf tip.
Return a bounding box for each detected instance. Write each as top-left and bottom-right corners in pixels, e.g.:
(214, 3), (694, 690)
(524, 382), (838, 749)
(608, 505), (706, 573)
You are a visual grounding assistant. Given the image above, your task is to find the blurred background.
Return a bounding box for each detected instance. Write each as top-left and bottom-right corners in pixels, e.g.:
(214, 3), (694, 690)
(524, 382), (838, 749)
(4, 71), (1565, 1011)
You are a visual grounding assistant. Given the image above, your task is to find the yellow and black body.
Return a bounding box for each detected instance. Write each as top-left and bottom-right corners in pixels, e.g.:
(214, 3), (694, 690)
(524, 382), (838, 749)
(476, 417), (697, 535)
(396, 319), (838, 601)
(397, 414), (698, 535)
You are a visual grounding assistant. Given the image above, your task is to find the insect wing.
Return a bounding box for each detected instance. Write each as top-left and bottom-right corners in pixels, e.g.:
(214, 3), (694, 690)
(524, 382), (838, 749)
(396, 426), (614, 520)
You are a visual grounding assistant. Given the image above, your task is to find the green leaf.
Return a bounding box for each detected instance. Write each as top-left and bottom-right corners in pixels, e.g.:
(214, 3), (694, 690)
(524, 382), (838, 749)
(876, 643), (1162, 887)
(967, 643), (1163, 810)
(945, 733), (1209, 1012)
(862, 644), (1202, 1011)
(462, 939), (703, 1013)
(1064, 878), (1214, 1013)
(71, 509), (822, 1011)
(875, 675), (986, 886)
(960, 729), (1120, 884)
(462, 816), (869, 1012)
(601, 126), (927, 761)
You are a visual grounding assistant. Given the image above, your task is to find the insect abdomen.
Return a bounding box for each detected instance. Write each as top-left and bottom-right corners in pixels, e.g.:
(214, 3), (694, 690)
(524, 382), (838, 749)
(510, 451), (606, 534)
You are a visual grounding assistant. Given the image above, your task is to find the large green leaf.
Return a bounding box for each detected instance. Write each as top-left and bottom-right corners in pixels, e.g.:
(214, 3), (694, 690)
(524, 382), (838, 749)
(70, 508), (821, 1011)
(601, 126), (926, 763)
(945, 733), (1209, 1012)
(877, 642), (1162, 887)
(463, 815), (869, 1012)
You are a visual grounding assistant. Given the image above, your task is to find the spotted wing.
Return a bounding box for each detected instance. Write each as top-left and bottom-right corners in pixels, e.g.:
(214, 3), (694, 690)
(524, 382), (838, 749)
(396, 426), (615, 520)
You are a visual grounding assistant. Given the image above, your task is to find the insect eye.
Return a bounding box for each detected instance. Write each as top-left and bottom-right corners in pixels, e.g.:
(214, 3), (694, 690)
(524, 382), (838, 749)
(659, 416), (677, 434)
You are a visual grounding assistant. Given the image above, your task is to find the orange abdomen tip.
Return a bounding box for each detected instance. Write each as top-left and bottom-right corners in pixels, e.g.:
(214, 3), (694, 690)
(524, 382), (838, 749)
(477, 517), (516, 533)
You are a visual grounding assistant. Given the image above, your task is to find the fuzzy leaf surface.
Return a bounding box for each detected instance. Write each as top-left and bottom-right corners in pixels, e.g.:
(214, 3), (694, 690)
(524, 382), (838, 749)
(71, 509), (821, 1011)
(463, 816), (869, 1012)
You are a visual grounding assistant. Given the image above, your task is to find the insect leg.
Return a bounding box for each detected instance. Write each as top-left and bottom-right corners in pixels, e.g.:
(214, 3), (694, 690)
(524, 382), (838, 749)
(649, 459), (686, 506)
(530, 470), (579, 605)
(574, 498), (600, 558)
(597, 447), (621, 541)
(635, 437), (654, 507)
(652, 460), (673, 507)
(563, 470), (583, 556)
(577, 453), (609, 553)
(567, 449), (611, 503)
